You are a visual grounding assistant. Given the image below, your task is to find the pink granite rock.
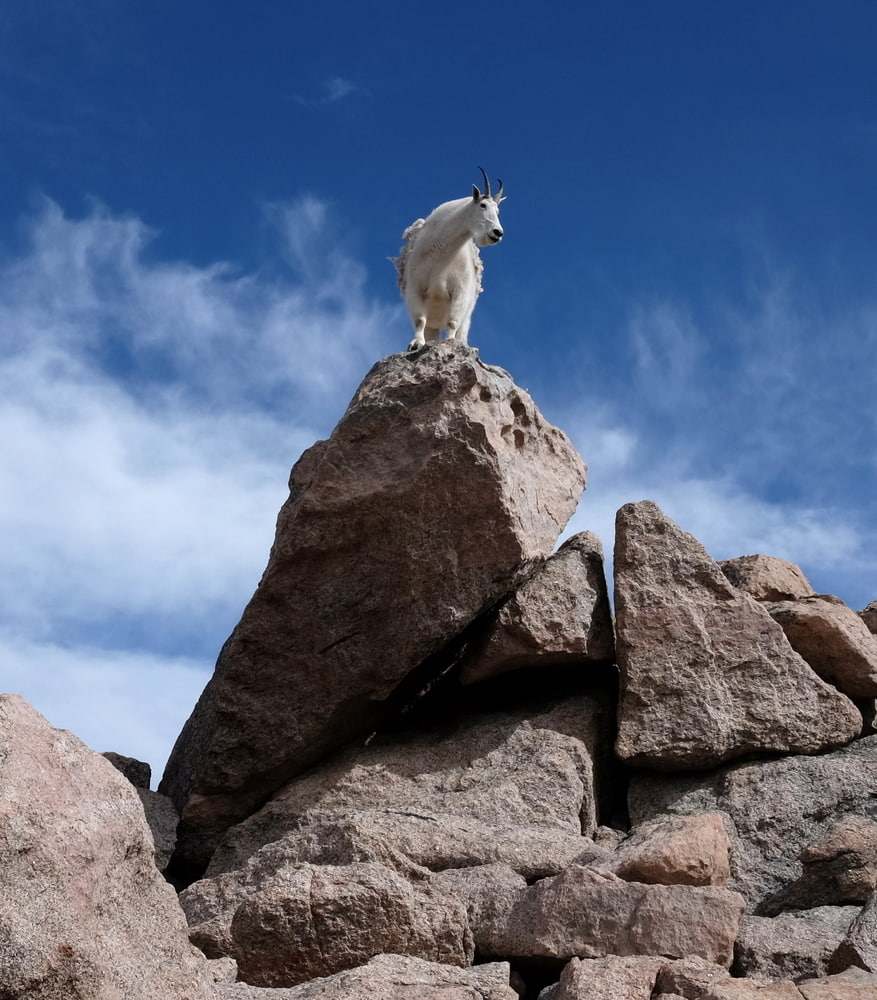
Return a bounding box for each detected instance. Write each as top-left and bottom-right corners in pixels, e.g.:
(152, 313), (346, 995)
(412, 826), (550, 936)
(160, 342), (586, 870)
(719, 554), (816, 601)
(0, 694), (214, 1000)
(776, 816), (877, 909)
(628, 737), (877, 914)
(654, 955), (734, 998)
(213, 953), (518, 999)
(480, 865), (744, 966)
(702, 979), (804, 999)
(206, 696), (608, 880)
(459, 531), (614, 684)
(832, 891), (877, 974)
(182, 854), (472, 987)
(798, 967), (877, 999)
(552, 955), (666, 999)
(734, 907), (860, 982)
(614, 501), (861, 770)
(767, 595), (877, 698)
(608, 813), (731, 887)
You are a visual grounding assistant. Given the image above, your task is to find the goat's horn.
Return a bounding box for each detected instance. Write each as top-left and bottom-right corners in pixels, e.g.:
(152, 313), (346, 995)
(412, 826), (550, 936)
(495, 178), (504, 200)
(478, 166), (491, 198)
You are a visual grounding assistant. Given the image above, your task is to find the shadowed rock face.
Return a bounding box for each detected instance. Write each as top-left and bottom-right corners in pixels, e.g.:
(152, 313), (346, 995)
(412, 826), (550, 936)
(613, 500), (861, 770)
(205, 695), (610, 880)
(159, 343), (586, 871)
(458, 530), (614, 684)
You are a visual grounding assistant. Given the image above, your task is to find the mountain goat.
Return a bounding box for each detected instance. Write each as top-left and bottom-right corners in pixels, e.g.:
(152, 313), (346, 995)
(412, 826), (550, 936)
(393, 168), (505, 351)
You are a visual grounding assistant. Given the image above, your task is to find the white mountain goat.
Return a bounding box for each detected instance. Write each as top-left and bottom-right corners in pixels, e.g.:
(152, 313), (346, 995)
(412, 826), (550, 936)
(393, 168), (505, 350)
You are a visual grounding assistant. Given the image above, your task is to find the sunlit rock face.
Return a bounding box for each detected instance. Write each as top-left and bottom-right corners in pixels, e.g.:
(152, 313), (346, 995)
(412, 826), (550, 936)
(0, 694), (216, 1000)
(613, 499), (861, 770)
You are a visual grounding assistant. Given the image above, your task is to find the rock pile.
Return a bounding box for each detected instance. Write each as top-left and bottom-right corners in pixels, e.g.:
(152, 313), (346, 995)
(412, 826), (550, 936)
(3, 341), (877, 999)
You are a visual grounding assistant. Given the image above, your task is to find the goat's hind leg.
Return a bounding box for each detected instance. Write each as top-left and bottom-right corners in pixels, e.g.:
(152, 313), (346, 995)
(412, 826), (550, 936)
(445, 318), (470, 347)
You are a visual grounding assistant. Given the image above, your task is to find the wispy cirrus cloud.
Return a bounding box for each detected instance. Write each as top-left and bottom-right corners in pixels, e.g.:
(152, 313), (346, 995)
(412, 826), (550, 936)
(559, 254), (877, 610)
(0, 196), (401, 776)
(289, 75), (365, 108)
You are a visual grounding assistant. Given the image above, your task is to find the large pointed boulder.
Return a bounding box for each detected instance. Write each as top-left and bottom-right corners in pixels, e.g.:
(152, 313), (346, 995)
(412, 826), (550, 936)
(613, 501), (861, 770)
(160, 343), (586, 870)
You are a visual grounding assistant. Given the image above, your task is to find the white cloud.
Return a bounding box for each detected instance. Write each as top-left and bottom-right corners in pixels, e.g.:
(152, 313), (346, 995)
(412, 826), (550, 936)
(563, 418), (872, 610)
(289, 76), (363, 108)
(0, 197), (402, 775)
(629, 300), (705, 406)
(557, 267), (877, 610)
(0, 634), (209, 781)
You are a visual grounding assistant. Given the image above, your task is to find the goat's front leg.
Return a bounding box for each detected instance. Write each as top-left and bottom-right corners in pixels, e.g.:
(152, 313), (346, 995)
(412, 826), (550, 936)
(408, 314), (427, 352)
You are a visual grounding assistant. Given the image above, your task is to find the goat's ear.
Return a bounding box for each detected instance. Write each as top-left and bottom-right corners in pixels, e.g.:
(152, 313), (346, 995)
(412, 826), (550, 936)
(472, 185), (482, 200)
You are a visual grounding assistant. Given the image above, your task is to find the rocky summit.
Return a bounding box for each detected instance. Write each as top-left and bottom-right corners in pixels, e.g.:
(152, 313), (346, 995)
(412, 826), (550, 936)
(3, 340), (877, 1000)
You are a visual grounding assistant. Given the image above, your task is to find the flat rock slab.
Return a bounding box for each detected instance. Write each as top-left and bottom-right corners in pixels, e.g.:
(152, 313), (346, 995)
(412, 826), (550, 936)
(613, 501), (861, 770)
(214, 953), (518, 1000)
(798, 968), (877, 1000)
(159, 343), (586, 868)
(206, 696), (609, 880)
(702, 980), (804, 999)
(629, 735), (877, 913)
(480, 865), (744, 966)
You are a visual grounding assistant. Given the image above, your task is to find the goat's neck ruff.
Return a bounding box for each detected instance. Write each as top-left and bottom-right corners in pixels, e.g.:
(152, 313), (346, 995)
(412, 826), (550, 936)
(414, 199), (479, 259)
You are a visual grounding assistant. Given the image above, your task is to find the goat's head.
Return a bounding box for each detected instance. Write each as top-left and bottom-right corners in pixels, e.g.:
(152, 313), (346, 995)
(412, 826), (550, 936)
(470, 167), (505, 247)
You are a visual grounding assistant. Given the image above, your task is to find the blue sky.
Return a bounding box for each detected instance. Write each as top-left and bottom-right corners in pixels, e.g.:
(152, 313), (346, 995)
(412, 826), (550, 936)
(2, 1), (875, 782)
